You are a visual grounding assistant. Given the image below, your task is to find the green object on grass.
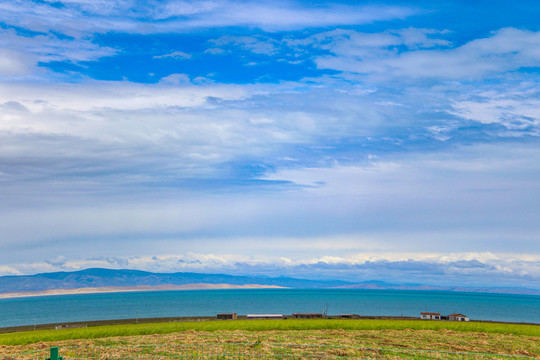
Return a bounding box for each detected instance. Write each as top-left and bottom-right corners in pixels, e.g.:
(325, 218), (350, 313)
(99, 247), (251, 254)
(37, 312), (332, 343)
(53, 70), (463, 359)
(47, 347), (62, 360)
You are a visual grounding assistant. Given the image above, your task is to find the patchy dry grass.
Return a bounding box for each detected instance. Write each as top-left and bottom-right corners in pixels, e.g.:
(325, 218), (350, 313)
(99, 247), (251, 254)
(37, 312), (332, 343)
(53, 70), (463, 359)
(0, 320), (540, 359)
(0, 324), (539, 358)
(1, 319), (539, 347)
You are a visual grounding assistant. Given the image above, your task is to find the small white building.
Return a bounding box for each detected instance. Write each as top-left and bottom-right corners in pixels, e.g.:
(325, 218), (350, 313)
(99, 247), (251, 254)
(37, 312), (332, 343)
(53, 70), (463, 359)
(448, 313), (469, 321)
(420, 312), (441, 320)
(246, 314), (283, 319)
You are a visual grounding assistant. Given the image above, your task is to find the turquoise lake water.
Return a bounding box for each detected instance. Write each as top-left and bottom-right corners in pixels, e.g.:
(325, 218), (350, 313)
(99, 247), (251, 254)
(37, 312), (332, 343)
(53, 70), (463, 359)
(0, 289), (539, 327)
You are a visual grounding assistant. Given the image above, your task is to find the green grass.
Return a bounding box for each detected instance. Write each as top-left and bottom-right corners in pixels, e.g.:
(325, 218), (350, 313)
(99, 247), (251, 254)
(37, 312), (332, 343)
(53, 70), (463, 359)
(0, 319), (539, 346)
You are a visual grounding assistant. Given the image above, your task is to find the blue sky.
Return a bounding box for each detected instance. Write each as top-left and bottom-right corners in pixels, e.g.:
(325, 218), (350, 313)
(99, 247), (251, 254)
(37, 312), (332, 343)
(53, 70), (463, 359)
(0, 0), (539, 289)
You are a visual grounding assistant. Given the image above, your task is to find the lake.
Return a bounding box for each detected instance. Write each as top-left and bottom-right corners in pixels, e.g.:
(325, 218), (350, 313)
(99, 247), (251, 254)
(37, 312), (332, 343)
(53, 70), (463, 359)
(0, 289), (539, 327)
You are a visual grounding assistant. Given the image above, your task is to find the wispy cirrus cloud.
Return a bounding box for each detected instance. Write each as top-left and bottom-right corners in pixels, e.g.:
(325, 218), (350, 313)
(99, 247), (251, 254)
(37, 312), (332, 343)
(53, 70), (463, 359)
(0, 2), (415, 78)
(0, 27), (117, 77)
(449, 85), (540, 136)
(0, 1), (416, 36)
(161, 2), (415, 31)
(209, 36), (281, 56)
(153, 50), (192, 59)
(312, 28), (540, 79)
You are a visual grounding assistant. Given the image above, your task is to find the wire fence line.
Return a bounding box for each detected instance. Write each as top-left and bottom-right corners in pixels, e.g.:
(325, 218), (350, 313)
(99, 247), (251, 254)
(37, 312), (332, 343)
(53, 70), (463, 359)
(2, 344), (537, 360)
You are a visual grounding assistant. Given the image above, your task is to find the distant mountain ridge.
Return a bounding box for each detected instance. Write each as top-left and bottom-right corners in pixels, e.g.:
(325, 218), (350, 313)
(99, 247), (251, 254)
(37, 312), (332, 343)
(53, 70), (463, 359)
(0, 268), (349, 293)
(0, 268), (538, 295)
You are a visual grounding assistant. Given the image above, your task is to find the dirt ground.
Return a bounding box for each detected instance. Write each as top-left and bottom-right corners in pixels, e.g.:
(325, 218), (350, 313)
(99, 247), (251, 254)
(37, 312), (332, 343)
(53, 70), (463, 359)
(1, 329), (539, 358)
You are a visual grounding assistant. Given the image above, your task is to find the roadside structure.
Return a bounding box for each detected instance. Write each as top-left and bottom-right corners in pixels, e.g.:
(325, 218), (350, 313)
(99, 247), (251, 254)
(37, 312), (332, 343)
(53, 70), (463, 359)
(339, 314), (360, 319)
(420, 312), (470, 321)
(420, 312), (441, 320)
(217, 313), (237, 320)
(246, 314), (283, 319)
(292, 313), (323, 319)
(448, 313), (469, 321)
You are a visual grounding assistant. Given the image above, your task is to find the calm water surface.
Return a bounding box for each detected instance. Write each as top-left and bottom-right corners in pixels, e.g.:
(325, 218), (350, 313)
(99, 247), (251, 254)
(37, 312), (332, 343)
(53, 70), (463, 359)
(0, 289), (538, 327)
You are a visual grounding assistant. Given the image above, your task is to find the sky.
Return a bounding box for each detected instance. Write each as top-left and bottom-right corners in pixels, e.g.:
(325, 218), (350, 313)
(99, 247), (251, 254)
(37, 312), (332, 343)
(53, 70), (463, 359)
(0, 0), (539, 289)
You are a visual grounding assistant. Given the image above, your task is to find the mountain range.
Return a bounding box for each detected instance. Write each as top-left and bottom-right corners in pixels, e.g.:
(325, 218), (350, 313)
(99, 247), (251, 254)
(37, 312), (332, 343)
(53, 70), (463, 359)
(0, 268), (538, 296)
(0, 268), (347, 293)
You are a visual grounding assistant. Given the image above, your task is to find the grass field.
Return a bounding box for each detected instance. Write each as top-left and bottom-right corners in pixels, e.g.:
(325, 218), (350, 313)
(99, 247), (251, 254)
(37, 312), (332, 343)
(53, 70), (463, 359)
(0, 319), (539, 358)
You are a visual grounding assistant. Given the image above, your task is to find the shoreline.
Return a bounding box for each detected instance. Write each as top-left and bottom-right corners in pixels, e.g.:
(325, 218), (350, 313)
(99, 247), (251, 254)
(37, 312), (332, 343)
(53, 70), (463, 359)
(1, 315), (537, 335)
(0, 284), (287, 299)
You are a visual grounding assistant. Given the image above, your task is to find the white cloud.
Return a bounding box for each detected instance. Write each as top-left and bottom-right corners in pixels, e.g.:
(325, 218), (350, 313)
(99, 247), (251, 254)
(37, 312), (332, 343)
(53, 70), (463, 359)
(1, 131), (539, 267)
(2, 251), (539, 289)
(262, 143), (540, 198)
(449, 86), (540, 135)
(204, 48), (226, 55)
(0, 28), (117, 77)
(313, 28), (540, 79)
(0, 79), (538, 255)
(0, 48), (34, 75)
(151, 2), (417, 32)
(396, 27), (451, 49)
(154, 51), (192, 59)
(0, 81), (249, 112)
(287, 27), (450, 56)
(41, 0), (132, 15)
(210, 36), (280, 55)
(159, 73), (191, 84)
(0, 1), (415, 36)
(0, 78), (401, 184)
(0, 80), (361, 225)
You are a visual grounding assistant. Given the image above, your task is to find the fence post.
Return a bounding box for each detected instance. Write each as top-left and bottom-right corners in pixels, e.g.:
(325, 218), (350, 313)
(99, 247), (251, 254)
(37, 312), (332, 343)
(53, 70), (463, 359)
(48, 347), (63, 360)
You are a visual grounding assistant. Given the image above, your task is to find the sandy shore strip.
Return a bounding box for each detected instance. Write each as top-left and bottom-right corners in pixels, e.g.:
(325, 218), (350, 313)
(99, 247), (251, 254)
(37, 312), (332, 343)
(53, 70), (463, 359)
(0, 284), (287, 299)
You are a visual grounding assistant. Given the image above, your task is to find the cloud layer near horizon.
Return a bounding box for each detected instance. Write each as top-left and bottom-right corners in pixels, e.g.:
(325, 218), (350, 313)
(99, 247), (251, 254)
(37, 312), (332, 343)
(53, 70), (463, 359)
(1, 251), (539, 290)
